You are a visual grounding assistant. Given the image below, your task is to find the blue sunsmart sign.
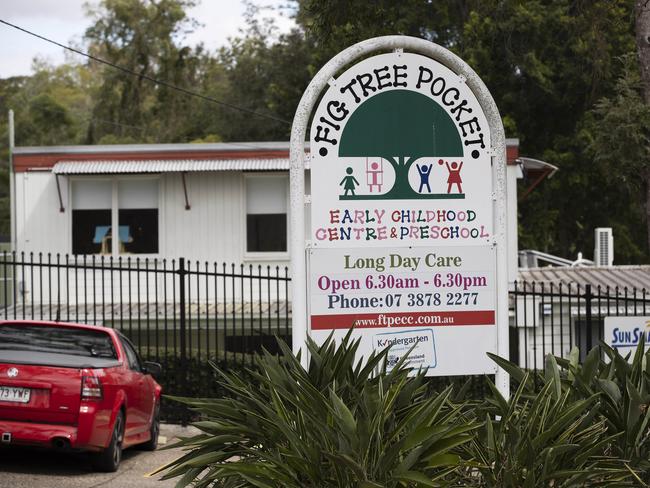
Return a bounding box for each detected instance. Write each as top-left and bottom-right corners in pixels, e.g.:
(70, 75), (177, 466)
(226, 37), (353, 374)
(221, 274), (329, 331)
(604, 316), (650, 356)
(610, 327), (650, 348)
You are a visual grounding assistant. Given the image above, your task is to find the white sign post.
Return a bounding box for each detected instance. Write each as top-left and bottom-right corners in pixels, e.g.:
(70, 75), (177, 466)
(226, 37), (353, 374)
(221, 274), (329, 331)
(290, 36), (509, 396)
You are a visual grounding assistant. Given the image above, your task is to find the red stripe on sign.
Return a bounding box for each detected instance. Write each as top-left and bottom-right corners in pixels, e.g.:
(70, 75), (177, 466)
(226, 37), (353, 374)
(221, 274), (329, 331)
(311, 310), (495, 330)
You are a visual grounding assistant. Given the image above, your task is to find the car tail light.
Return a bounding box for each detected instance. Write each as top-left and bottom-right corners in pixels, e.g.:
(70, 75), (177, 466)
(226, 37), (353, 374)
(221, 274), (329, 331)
(81, 375), (103, 400)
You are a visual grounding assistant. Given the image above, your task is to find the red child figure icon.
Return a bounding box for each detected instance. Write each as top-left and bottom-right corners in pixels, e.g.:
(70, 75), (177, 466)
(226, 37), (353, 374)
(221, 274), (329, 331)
(442, 159), (463, 194)
(366, 159), (384, 192)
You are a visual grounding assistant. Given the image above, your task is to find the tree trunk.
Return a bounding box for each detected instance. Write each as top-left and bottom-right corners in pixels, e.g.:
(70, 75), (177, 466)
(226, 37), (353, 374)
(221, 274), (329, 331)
(383, 156), (419, 198)
(635, 1), (650, 252)
(647, 168), (650, 252)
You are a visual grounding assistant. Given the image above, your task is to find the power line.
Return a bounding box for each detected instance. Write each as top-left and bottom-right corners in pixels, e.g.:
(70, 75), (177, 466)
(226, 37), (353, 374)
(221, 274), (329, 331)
(23, 103), (295, 150)
(0, 18), (291, 126)
(41, 104), (146, 133)
(20, 100), (295, 150)
(83, 116), (145, 132)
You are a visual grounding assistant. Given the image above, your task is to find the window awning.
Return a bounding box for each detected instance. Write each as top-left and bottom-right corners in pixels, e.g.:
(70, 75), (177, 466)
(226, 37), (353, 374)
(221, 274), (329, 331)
(516, 157), (559, 201)
(51, 158), (306, 174)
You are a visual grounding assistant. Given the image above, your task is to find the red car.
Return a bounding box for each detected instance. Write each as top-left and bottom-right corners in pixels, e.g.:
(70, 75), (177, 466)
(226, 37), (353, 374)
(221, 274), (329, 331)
(0, 320), (162, 472)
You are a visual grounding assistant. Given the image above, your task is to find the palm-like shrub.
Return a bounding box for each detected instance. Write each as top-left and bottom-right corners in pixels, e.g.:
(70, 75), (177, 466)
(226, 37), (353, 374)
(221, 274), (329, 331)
(461, 354), (634, 487)
(554, 339), (650, 482)
(159, 332), (477, 487)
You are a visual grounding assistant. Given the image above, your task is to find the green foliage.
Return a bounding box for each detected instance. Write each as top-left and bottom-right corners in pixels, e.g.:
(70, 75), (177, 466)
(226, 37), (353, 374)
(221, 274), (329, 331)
(461, 358), (631, 487)
(0, 1), (308, 148)
(155, 334), (650, 487)
(159, 332), (477, 487)
(212, 5), (313, 141)
(555, 340), (650, 481)
(457, 0), (644, 261)
(84, 0), (203, 143)
(142, 353), (255, 424)
(298, 0), (646, 262)
(471, 342), (650, 486)
(146, 349), (491, 424)
(585, 55), (650, 190)
(0, 62), (96, 147)
(295, 0), (467, 66)
(0, 0), (648, 259)
(582, 55), (650, 257)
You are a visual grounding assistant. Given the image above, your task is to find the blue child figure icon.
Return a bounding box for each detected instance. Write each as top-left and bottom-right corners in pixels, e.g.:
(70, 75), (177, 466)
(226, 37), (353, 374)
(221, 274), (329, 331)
(340, 167), (360, 196)
(416, 163), (433, 193)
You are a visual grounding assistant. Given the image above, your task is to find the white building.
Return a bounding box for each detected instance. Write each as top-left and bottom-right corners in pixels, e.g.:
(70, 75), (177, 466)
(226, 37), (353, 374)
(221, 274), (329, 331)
(513, 264), (650, 369)
(11, 142), (305, 266)
(11, 139), (527, 274)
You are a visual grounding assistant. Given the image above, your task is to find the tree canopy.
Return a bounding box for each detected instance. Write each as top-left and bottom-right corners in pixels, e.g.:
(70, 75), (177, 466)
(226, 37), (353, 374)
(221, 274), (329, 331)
(0, 0), (647, 263)
(339, 90), (462, 159)
(339, 90), (464, 199)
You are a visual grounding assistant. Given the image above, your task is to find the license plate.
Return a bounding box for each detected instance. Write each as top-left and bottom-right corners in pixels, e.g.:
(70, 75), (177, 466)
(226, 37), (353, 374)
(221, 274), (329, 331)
(0, 386), (31, 403)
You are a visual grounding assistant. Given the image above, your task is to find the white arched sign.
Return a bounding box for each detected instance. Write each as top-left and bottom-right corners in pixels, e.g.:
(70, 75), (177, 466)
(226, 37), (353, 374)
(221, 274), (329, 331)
(290, 36), (509, 396)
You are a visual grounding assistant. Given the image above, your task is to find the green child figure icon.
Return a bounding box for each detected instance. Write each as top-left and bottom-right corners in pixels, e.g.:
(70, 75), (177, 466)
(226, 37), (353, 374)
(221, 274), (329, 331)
(340, 167), (360, 196)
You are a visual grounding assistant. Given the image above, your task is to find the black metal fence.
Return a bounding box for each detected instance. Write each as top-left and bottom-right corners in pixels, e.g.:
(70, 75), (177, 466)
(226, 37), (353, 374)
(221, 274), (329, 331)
(510, 281), (650, 371)
(0, 251), (292, 369)
(3, 251), (649, 378)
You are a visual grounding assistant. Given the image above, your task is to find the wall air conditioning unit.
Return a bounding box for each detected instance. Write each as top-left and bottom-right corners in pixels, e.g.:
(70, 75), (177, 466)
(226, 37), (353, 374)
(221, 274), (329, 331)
(594, 227), (613, 267)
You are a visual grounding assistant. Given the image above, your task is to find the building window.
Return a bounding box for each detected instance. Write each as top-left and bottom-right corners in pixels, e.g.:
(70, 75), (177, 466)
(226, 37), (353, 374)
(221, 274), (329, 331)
(246, 176), (287, 253)
(118, 180), (159, 254)
(72, 180), (112, 255)
(71, 178), (159, 255)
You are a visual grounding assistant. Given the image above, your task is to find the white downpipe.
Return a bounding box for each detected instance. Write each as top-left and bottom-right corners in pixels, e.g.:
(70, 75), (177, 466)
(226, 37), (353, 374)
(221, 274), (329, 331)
(8, 109), (16, 253)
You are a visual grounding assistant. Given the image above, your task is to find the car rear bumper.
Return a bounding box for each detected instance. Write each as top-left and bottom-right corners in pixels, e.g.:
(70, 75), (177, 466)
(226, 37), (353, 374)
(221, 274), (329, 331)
(0, 419), (102, 452)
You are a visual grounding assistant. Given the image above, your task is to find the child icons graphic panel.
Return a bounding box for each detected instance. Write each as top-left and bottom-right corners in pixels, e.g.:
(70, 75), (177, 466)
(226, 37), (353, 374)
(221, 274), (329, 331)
(338, 156), (465, 199)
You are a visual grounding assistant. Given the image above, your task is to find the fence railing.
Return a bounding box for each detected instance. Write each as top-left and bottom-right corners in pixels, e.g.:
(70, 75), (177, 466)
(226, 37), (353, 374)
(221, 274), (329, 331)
(510, 281), (650, 371)
(2, 251), (648, 376)
(0, 252), (292, 368)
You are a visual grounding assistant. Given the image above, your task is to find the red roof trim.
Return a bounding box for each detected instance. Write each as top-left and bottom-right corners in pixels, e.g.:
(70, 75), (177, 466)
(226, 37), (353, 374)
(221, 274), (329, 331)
(14, 142), (520, 172)
(13, 150), (291, 172)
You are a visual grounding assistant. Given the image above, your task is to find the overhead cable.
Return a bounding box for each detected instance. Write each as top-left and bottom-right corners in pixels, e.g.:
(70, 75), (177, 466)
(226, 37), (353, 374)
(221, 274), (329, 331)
(0, 18), (291, 126)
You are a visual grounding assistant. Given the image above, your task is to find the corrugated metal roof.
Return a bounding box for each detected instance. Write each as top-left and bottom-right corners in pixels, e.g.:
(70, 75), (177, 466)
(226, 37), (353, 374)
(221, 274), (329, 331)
(15, 141), (295, 155)
(52, 158), (305, 174)
(517, 266), (650, 291)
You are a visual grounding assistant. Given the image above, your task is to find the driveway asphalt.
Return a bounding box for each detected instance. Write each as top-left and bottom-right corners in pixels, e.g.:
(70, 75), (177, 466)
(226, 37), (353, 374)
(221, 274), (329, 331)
(0, 424), (201, 488)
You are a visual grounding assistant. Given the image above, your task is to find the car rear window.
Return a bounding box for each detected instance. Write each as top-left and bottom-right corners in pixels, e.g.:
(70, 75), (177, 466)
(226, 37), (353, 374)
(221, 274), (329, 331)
(0, 324), (117, 359)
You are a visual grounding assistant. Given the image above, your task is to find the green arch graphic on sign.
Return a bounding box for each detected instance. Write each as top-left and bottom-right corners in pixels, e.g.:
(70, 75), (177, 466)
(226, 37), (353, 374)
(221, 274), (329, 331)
(339, 90), (464, 200)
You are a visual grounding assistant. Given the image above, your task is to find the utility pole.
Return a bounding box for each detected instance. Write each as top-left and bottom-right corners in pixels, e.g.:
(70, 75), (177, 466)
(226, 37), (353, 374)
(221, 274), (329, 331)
(8, 110), (15, 252)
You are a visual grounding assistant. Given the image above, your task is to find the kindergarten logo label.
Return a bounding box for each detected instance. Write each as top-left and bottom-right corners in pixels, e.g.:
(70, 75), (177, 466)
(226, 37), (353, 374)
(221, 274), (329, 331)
(374, 329), (437, 371)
